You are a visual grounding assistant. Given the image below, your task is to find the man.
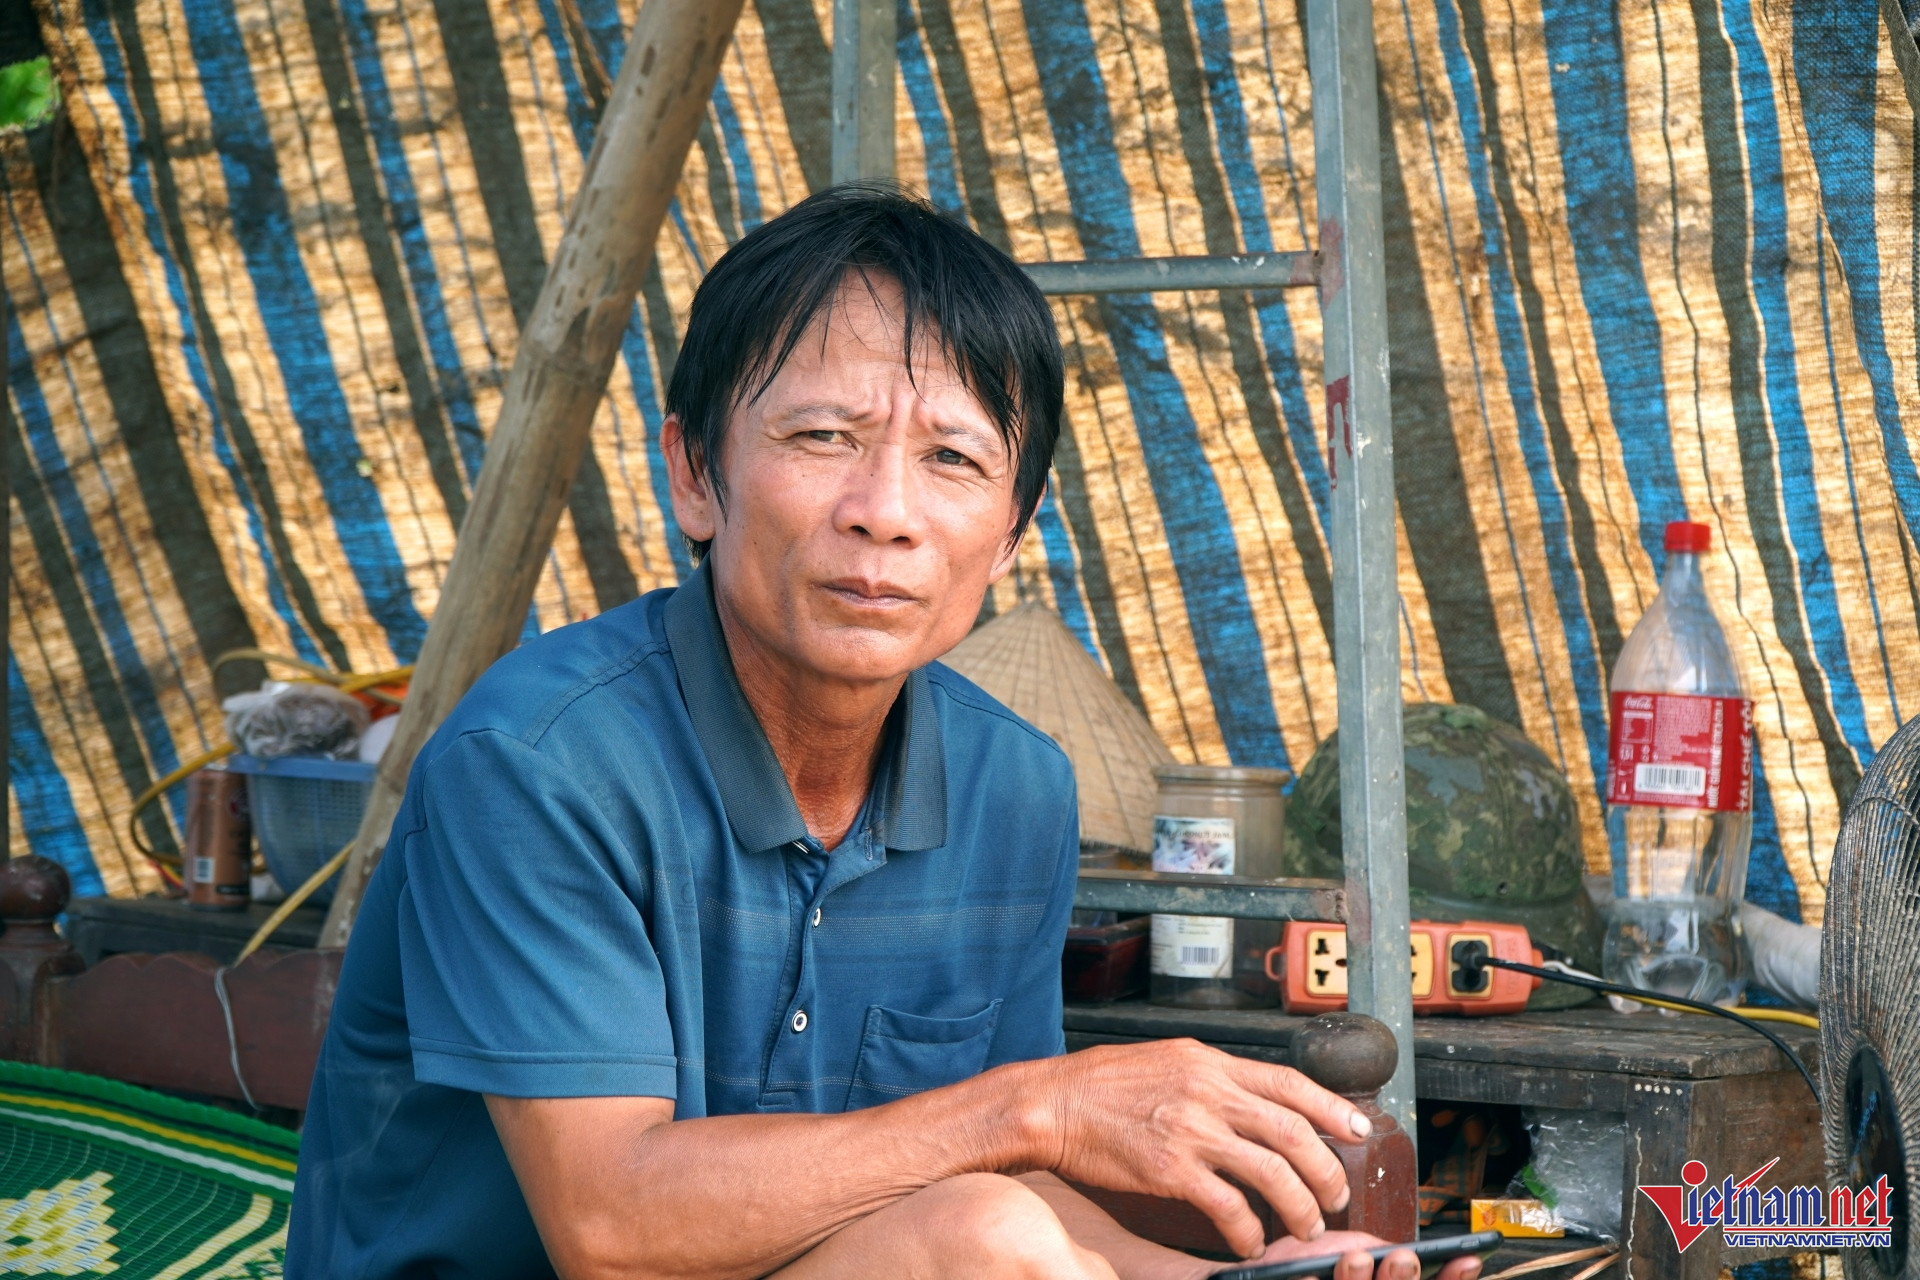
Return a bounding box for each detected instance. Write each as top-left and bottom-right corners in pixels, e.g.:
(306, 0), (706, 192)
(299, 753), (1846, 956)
(290, 188), (1478, 1280)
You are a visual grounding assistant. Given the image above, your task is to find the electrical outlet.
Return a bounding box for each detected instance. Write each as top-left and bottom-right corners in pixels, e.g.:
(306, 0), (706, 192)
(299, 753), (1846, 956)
(1278, 921), (1542, 1016)
(1305, 928), (1348, 997)
(1446, 931), (1495, 999)
(1410, 931), (1434, 998)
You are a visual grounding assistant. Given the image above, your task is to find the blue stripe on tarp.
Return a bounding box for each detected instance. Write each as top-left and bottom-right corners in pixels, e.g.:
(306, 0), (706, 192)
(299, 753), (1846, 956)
(1723, 0), (1873, 774)
(1023, 0), (1288, 769)
(5, 194), (213, 752)
(1816, 217), (1904, 727)
(1431, 0), (1611, 789)
(335, 0), (487, 485)
(546, 0), (692, 580)
(1536, 0), (1686, 566)
(7, 310), (186, 830)
(179, 0), (428, 661)
(1188, 0), (1328, 534)
(8, 655), (106, 896)
(1793, 1), (1920, 538)
(1033, 487), (1098, 655)
(710, 81), (765, 231)
(898, 5), (966, 221)
(669, 200), (710, 273)
(60, 0), (325, 666)
(1743, 755), (1800, 924)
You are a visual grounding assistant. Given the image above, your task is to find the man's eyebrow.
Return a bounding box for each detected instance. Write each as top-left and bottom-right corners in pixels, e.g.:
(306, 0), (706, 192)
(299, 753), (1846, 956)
(768, 402), (861, 425)
(930, 419), (1006, 452)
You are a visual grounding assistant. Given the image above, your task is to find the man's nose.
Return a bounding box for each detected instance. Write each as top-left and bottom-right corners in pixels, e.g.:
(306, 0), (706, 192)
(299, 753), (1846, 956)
(836, 439), (923, 544)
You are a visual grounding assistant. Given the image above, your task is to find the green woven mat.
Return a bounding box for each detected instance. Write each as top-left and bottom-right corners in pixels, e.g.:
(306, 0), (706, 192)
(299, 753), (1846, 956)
(0, 1059), (298, 1277)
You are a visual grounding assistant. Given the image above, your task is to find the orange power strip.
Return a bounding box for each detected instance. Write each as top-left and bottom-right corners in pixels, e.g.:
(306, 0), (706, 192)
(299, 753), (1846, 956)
(1268, 920), (1544, 1016)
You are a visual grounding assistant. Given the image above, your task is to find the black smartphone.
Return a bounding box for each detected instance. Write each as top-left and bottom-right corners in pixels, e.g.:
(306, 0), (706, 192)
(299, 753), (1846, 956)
(1209, 1229), (1504, 1280)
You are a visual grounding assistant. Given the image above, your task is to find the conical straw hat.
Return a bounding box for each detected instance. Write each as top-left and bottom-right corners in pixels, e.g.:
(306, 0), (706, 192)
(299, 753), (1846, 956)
(941, 602), (1175, 853)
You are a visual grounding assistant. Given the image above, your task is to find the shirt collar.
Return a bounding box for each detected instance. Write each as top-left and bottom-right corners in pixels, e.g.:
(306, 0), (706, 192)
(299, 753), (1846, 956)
(663, 560), (948, 854)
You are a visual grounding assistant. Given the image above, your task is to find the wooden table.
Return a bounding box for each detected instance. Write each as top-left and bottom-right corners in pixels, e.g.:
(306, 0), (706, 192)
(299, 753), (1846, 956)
(1065, 1002), (1823, 1280)
(65, 895), (326, 966)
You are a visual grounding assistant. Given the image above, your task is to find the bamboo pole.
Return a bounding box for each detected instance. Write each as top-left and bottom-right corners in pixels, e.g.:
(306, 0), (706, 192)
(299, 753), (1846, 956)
(319, 0), (746, 947)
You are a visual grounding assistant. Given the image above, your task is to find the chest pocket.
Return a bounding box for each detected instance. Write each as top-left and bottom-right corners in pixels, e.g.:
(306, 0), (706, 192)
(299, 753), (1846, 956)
(844, 1000), (1003, 1111)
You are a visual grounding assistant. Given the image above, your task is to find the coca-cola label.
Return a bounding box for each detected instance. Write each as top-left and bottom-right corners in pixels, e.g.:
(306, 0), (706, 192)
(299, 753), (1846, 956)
(1607, 692), (1753, 812)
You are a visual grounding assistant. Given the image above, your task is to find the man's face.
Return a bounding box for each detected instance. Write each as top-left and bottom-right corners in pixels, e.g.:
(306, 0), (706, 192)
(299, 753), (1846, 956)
(666, 275), (1026, 688)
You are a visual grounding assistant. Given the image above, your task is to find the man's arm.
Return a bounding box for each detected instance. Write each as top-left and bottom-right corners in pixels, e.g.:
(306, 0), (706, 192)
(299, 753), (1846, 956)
(488, 1038), (1373, 1280)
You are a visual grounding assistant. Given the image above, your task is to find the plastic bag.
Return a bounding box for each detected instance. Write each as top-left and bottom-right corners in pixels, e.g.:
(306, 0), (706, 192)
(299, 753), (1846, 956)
(1508, 1108), (1628, 1241)
(356, 713), (400, 764)
(223, 681), (368, 759)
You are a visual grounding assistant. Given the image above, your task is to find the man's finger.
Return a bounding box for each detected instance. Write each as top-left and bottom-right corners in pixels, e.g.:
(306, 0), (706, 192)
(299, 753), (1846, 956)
(1226, 1059), (1372, 1142)
(1226, 1097), (1351, 1212)
(1334, 1251), (1375, 1280)
(1179, 1167), (1272, 1260)
(1376, 1249), (1420, 1280)
(1207, 1135), (1325, 1242)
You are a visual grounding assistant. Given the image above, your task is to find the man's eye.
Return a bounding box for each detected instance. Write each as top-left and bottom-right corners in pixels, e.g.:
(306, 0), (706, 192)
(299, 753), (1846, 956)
(806, 429), (839, 443)
(934, 448), (971, 467)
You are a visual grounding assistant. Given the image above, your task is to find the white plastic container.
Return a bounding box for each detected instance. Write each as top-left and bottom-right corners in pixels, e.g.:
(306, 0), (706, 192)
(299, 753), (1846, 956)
(1602, 521), (1753, 1007)
(1147, 765), (1289, 1010)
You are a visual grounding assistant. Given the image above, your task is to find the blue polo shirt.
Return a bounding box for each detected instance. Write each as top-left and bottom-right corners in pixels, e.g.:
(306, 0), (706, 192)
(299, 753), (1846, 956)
(287, 562), (1079, 1279)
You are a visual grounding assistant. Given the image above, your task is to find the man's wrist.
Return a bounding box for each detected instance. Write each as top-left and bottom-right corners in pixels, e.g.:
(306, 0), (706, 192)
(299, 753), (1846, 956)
(1002, 1055), (1068, 1173)
(926, 1054), (1067, 1179)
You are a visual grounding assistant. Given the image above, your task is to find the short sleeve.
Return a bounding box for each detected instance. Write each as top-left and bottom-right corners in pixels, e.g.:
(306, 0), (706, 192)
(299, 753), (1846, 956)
(984, 788), (1077, 1065)
(396, 728), (679, 1099)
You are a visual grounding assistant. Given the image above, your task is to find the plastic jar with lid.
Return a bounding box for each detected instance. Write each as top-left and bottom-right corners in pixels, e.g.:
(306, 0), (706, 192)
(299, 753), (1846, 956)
(1148, 764), (1290, 1009)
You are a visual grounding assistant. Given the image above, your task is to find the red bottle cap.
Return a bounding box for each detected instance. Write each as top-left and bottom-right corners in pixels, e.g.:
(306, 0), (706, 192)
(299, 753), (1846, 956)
(1664, 521), (1712, 553)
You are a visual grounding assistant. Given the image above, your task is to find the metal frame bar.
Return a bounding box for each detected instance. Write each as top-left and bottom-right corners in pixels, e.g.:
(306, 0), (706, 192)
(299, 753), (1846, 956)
(1022, 252), (1318, 296)
(1075, 870), (1345, 922)
(830, 0), (896, 184)
(1307, 0), (1414, 1137)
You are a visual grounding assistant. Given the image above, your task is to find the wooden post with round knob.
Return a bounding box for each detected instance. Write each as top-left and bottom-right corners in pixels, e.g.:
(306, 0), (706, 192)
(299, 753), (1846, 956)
(1290, 1012), (1418, 1242)
(0, 855), (84, 1063)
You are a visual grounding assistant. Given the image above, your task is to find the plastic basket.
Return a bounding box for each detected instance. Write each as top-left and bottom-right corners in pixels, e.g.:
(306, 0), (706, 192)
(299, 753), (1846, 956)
(225, 754), (375, 906)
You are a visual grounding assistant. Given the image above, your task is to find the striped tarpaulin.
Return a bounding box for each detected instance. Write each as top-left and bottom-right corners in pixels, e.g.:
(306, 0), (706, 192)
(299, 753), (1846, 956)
(4, 0), (1912, 926)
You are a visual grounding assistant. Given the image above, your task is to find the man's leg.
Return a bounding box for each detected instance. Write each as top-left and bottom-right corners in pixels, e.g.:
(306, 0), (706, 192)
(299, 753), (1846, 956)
(768, 1172), (1122, 1280)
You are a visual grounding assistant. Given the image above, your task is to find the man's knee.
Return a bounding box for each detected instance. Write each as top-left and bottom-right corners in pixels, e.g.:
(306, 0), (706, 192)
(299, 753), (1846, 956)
(912, 1173), (1091, 1278)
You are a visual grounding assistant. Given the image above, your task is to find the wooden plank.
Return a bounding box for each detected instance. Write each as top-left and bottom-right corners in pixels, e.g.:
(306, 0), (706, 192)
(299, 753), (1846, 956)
(65, 895), (324, 966)
(319, 0), (749, 947)
(1061, 1004), (1818, 1080)
(44, 947), (341, 1112)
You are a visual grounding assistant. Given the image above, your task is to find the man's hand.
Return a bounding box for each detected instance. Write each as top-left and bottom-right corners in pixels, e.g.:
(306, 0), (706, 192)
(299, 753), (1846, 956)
(1036, 1039), (1373, 1257)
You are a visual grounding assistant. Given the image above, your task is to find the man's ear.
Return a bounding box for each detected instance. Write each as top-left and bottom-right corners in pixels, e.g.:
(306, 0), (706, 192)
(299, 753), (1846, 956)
(662, 414), (718, 544)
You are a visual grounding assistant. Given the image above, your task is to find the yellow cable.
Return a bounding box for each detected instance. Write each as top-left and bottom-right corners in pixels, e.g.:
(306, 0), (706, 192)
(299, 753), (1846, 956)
(210, 648), (336, 682)
(127, 743), (236, 863)
(336, 666), (414, 705)
(236, 842), (354, 964)
(1733, 1005), (1820, 1030)
(1621, 990), (1820, 1030)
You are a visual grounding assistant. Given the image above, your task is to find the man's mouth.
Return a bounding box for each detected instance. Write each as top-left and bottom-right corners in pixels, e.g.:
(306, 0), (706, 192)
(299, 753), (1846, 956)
(820, 579), (919, 610)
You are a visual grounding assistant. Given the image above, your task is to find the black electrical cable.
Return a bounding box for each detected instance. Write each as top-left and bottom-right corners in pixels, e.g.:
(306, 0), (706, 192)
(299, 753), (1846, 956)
(1468, 954), (1820, 1104)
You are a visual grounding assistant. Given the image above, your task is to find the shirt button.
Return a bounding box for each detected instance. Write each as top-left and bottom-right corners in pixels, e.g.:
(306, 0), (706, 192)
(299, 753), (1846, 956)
(812, 907), (822, 928)
(791, 1010), (809, 1033)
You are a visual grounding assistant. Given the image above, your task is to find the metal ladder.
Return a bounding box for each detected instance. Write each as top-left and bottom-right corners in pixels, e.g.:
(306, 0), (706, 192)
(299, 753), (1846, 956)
(830, 0), (1413, 1135)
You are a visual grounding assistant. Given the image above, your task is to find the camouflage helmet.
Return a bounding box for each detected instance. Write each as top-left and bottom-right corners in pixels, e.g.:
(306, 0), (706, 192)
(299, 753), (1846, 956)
(1283, 702), (1604, 1009)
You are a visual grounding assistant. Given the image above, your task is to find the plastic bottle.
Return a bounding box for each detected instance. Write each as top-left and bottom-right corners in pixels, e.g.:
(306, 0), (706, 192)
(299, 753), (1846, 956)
(1602, 521), (1753, 1007)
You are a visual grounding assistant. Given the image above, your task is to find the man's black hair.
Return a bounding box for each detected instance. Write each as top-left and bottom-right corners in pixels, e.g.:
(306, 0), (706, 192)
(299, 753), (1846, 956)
(665, 184), (1064, 558)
